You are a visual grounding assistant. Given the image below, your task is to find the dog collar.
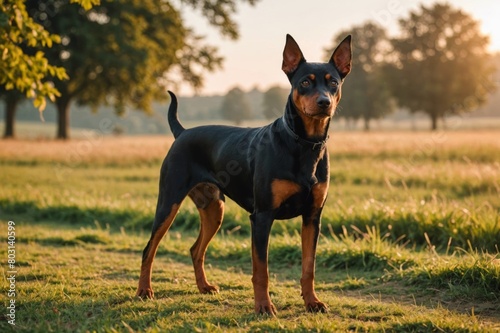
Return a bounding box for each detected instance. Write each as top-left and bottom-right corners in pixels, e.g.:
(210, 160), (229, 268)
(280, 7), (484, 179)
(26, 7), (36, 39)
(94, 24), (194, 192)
(281, 116), (328, 151)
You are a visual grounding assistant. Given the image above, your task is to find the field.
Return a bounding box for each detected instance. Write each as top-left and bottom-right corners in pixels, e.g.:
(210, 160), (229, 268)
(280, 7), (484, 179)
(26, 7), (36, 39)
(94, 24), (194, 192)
(1, 130), (499, 332)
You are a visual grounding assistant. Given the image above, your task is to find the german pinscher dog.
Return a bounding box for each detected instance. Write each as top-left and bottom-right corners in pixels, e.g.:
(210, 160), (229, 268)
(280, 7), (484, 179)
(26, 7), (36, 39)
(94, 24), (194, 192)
(137, 34), (352, 315)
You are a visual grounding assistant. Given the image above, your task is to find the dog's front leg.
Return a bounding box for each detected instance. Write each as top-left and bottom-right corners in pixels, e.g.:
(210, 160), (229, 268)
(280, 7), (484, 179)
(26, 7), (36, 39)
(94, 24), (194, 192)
(250, 211), (276, 315)
(301, 204), (328, 313)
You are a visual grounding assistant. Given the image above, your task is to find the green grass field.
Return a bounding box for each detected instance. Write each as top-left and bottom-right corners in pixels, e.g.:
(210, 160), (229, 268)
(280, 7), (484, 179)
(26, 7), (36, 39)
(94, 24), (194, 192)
(1, 131), (499, 332)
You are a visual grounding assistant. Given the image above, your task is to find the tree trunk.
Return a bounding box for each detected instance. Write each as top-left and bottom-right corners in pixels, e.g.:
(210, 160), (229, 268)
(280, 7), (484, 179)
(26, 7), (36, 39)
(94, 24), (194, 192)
(3, 96), (19, 139)
(363, 117), (370, 132)
(56, 98), (71, 140)
(430, 113), (438, 131)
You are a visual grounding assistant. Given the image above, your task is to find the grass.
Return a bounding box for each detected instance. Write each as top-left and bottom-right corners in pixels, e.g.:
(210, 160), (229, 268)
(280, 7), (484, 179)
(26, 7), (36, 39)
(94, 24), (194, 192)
(0, 130), (499, 332)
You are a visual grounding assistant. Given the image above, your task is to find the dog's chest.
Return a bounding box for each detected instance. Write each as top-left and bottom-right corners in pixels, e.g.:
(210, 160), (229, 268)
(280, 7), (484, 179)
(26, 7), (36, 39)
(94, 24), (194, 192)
(270, 149), (328, 219)
(272, 185), (312, 220)
(270, 173), (323, 220)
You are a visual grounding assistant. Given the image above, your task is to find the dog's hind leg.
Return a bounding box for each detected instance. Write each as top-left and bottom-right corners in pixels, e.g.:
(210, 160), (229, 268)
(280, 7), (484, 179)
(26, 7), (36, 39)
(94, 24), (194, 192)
(188, 183), (225, 294)
(136, 169), (188, 299)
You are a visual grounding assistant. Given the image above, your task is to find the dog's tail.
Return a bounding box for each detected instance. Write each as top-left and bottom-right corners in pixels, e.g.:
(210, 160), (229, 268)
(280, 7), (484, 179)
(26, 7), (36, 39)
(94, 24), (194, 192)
(167, 91), (185, 139)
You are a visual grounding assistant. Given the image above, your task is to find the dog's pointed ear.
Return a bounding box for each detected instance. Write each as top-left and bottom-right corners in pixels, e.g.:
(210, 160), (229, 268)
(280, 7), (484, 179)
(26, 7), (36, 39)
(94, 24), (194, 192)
(330, 35), (352, 79)
(282, 34), (306, 77)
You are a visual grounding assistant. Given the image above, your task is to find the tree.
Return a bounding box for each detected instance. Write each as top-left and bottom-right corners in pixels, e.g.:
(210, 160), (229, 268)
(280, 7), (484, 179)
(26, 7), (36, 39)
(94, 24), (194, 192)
(387, 3), (496, 130)
(24, 1), (193, 138)
(0, 88), (22, 138)
(221, 87), (252, 125)
(0, 0), (97, 107)
(262, 86), (288, 120)
(26, 0), (176, 139)
(8, 0), (257, 139)
(326, 22), (395, 131)
(1, 0), (97, 138)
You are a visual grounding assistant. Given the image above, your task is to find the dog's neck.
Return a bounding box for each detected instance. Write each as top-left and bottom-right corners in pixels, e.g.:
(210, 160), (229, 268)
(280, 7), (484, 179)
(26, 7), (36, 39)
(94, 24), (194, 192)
(283, 95), (331, 142)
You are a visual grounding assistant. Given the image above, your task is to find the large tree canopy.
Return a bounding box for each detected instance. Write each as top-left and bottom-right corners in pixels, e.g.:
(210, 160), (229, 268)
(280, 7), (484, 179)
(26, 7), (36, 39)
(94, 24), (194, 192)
(1, 0), (258, 139)
(387, 3), (496, 130)
(0, 0), (97, 111)
(21, 0), (257, 139)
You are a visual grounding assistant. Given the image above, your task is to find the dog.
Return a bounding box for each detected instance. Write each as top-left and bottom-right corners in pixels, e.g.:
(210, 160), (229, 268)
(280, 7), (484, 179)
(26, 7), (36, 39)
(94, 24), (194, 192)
(136, 34), (352, 315)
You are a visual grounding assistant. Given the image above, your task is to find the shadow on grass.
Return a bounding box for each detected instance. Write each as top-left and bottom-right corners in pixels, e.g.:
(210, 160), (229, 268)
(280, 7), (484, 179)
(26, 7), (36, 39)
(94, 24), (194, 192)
(0, 199), (152, 230)
(0, 198), (251, 235)
(11, 292), (496, 333)
(3, 197), (500, 253)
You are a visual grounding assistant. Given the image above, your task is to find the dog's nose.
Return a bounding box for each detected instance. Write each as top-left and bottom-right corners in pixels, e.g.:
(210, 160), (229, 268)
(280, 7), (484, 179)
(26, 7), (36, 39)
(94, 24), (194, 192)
(317, 96), (331, 109)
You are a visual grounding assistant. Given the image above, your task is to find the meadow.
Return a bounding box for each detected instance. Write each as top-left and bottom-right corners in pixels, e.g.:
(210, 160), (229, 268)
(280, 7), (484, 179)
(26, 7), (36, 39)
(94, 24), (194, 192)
(0, 130), (499, 332)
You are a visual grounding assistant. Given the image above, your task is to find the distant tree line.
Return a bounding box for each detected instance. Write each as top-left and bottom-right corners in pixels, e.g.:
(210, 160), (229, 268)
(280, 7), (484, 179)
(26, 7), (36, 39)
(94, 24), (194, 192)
(217, 85), (288, 125)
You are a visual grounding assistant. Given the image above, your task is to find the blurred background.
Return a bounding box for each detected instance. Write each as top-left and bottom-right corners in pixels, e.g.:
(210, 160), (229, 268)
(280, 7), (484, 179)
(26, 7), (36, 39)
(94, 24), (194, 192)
(1, 0), (499, 138)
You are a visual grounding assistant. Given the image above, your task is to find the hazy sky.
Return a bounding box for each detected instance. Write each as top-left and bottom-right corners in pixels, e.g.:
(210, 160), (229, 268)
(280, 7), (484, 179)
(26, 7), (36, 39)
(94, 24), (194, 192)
(178, 0), (500, 96)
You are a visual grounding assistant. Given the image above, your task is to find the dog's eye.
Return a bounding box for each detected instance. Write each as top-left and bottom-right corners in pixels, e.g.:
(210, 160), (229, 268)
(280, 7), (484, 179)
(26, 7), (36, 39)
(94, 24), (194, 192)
(301, 80), (310, 88)
(329, 80), (339, 88)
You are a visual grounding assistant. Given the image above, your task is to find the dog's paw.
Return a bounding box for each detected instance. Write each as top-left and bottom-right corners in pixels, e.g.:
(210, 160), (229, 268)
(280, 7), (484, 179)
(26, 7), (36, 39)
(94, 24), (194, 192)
(255, 301), (277, 316)
(199, 283), (219, 294)
(305, 299), (328, 313)
(136, 287), (154, 299)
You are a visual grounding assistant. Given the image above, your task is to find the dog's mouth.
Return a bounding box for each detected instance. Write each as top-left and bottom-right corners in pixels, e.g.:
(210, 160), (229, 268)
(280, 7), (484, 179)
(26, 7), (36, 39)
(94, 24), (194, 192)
(301, 108), (334, 119)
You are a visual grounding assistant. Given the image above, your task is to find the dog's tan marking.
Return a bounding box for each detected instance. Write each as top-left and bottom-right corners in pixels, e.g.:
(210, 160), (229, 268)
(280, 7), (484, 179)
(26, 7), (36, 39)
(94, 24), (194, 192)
(136, 203), (180, 299)
(271, 179), (301, 209)
(251, 241), (276, 315)
(190, 193), (224, 294)
(312, 181), (329, 208)
(301, 221), (317, 296)
(292, 89), (332, 139)
(300, 220), (328, 312)
(300, 224), (327, 313)
(301, 182), (329, 312)
(188, 183), (220, 209)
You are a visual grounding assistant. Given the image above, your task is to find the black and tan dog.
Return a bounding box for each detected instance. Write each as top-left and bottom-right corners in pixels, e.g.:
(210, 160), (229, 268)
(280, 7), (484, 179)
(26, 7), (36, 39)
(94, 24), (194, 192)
(137, 34), (352, 315)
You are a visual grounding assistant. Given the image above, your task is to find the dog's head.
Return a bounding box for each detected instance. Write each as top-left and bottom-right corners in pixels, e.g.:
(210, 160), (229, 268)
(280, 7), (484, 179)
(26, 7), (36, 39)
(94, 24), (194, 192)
(282, 35), (352, 119)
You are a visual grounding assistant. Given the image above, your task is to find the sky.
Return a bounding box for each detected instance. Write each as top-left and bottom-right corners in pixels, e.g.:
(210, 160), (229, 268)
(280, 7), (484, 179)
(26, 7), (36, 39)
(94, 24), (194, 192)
(177, 0), (500, 96)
